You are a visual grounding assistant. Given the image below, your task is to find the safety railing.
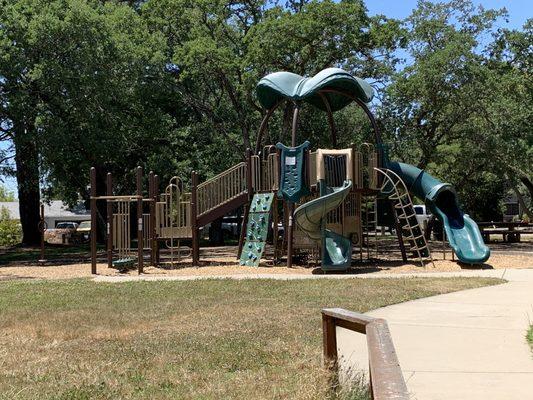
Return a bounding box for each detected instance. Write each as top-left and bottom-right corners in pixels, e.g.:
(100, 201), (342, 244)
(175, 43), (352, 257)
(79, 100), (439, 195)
(309, 151), (317, 187)
(251, 153), (279, 192)
(142, 213), (151, 250)
(156, 178), (192, 239)
(322, 308), (409, 400)
(360, 143), (378, 190)
(353, 150), (363, 188)
(197, 162), (247, 216)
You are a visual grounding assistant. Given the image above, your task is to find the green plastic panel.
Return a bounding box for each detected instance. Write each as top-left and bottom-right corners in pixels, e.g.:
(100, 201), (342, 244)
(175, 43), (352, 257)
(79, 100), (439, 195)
(240, 193), (274, 267)
(276, 141), (310, 203)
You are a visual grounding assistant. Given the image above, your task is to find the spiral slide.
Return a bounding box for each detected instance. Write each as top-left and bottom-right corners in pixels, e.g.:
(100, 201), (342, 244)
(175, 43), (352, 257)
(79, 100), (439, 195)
(387, 161), (490, 264)
(294, 180), (353, 271)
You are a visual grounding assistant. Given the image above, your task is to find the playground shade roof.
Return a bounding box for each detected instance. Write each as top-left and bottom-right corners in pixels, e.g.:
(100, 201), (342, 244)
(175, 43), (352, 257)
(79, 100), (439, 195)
(256, 68), (374, 111)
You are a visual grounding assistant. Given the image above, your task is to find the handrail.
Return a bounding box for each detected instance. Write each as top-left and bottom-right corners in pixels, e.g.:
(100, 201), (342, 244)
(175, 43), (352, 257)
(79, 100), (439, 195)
(196, 162), (247, 216)
(322, 308), (409, 400)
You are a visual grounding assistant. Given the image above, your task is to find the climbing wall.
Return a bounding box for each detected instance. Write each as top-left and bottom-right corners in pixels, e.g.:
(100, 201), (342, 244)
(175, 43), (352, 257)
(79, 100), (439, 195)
(276, 141), (310, 203)
(239, 193), (274, 267)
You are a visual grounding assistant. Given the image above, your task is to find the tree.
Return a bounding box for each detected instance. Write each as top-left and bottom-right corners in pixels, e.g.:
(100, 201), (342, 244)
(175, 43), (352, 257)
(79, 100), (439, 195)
(0, 0), (173, 243)
(142, 0), (404, 162)
(0, 185), (16, 201)
(379, 0), (531, 219)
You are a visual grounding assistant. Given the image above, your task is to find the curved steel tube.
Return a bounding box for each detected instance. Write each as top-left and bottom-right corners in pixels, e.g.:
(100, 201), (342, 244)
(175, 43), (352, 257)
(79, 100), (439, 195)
(254, 99), (284, 154)
(254, 88), (382, 167)
(318, 92), (337, 147)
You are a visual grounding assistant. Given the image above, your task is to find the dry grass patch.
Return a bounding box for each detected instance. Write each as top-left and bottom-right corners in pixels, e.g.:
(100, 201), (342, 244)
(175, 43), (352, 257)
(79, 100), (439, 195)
(0, 277), (502, 399)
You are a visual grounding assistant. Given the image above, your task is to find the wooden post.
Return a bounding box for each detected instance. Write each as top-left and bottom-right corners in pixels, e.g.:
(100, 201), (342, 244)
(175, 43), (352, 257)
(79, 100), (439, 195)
(90, 167), (97, 274)
(106, 173), (113, 269)
(322, 313), (337, 369)
(154, 174), (160, 265)
(136, 166), (143, 274)
(191, 171), (199, 266)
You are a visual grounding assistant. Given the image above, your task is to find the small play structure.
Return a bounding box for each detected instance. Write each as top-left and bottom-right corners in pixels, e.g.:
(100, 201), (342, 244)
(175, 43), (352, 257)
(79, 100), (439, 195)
(90, 67), (490, 274)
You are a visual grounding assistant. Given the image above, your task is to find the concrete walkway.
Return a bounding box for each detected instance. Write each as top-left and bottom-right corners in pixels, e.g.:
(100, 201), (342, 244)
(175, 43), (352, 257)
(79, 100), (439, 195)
(338, 268), (533, 400)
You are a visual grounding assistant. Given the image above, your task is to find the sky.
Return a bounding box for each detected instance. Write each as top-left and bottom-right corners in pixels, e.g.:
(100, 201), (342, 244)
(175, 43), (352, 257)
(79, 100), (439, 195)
(366, 0), (531, 30)
(1, 0), (531, 197)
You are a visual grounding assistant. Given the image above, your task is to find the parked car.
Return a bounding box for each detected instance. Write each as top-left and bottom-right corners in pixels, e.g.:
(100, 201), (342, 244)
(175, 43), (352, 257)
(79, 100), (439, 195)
(76, 220), (91, 242)
(44, 221), (79, 244)
(413, 205), (432, 233)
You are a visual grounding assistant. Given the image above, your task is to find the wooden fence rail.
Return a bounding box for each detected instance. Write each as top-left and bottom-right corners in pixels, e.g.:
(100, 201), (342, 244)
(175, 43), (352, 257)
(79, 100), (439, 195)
(322, 308), (409, 400)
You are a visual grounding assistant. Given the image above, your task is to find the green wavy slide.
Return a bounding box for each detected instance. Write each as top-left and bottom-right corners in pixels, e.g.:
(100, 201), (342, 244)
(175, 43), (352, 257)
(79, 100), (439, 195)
(294, 180), (353, 271)
(387, 161), (490, 264)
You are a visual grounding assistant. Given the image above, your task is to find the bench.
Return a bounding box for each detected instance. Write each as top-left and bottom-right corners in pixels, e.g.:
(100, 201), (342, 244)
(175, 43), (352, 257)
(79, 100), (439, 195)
(479, 222), (533, 243)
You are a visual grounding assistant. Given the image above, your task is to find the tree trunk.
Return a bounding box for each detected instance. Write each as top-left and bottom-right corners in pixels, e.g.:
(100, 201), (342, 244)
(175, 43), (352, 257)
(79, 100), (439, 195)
(94, 166), (109, 244)
(510, 178), (533, 220)
(14, 125), (41, 246)
(519, 176), (533, 205)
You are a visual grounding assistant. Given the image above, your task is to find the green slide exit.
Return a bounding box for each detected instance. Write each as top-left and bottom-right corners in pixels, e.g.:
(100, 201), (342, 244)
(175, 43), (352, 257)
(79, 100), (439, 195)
(294, 180), (353, 271)
(387, 161), (490, 264)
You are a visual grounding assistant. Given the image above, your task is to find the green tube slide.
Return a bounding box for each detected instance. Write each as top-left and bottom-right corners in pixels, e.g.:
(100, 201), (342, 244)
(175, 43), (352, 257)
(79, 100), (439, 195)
(294, 180), (353, 271)
(386, 161), (490, 264)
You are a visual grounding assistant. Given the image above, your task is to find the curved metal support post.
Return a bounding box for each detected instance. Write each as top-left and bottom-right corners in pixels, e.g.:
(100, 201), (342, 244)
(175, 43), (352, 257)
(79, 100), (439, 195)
(254, 99), (284, 154)
(291, 102), (300, 146)
(318, 92), (337, 147)
(319, 89), (382, 151)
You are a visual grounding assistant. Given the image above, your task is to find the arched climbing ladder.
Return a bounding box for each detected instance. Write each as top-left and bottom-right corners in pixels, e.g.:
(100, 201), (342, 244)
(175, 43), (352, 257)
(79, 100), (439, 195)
(375, 167), (435, 268)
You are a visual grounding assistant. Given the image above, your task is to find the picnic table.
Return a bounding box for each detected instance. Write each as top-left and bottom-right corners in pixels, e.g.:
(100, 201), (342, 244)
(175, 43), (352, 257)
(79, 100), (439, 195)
(478, 221), (533, 243)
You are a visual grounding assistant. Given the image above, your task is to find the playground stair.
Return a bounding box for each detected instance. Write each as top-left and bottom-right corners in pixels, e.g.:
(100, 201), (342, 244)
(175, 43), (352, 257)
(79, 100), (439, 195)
(239, 193), (275, 267)
(195, 162), (250, 227)
(376, 168), (434, 268)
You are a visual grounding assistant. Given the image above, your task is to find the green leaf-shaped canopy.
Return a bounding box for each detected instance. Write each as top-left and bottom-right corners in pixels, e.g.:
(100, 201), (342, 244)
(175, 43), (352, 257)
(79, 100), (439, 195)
(256, 68), (374, 112)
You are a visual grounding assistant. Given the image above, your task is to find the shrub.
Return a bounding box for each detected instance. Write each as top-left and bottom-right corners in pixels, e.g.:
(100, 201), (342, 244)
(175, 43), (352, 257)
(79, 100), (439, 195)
(0, 207), (22, 247)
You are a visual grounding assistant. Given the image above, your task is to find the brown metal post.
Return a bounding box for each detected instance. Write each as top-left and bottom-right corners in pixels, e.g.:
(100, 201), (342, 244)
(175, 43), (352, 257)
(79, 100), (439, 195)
(286, 104), (300, 268)
(136, 166), (143, 274)
(106, 173), (113, 269)
(191, 171), (199, 266)
(238, 149), (254, 259)
(154, 174), (160, 265)
(245, 148), (253, 200)
(90, 167), (97, 274)
(272, 196), (279, 262)
(318, 92), (337, 147)
(291, 104), (299, 147)
(322, 313), (338, 369)
(106, 172), (113, 268)
(149, 171), (156, 266)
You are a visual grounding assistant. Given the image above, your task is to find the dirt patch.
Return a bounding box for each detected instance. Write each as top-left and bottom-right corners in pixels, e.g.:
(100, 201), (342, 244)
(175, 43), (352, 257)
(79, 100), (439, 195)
(0, 243), (531, 281)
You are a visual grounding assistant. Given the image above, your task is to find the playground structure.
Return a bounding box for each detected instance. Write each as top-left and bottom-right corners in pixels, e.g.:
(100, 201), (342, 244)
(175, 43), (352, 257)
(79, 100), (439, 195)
(90, 68), (490, 274)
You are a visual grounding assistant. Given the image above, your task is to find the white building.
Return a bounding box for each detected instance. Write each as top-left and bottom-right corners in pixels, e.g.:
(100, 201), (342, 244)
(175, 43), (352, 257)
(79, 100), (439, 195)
(0, 201), (90, 228)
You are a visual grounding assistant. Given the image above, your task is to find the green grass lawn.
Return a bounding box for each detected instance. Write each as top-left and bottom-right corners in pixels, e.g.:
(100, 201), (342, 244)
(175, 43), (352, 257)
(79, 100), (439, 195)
(0, 277), (502, 399)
